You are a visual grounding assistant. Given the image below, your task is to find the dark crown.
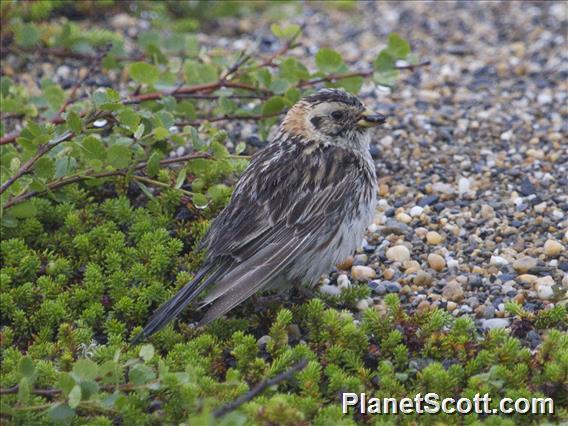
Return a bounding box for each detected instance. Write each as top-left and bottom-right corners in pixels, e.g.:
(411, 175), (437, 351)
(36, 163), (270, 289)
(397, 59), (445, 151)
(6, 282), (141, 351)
(303, 88), (363, 108)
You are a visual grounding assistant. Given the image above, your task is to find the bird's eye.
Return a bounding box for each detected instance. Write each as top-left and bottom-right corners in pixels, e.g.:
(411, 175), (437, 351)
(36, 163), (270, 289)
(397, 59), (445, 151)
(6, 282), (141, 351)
(331, 110), (344, 120)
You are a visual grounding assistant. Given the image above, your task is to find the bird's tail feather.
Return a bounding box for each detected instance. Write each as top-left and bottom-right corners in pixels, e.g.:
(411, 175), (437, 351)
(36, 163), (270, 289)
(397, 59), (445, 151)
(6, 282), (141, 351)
(131, 263), (224, 344)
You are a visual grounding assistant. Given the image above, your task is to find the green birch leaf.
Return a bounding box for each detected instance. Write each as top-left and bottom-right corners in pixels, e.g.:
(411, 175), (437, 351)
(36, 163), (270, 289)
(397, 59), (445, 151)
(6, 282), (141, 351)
(15, 23), (40, 48)
(9, 201), (38, 219)
(17, 378), (30, 403)
(139, 344), (155, 362)
(67, 111), (82, 134)
(129, 62), (160, 85)
(147, 151), (161, 177)
(262, 96), (286, 115)
(68, 385), (82, 409)
(315, 48), (343, 73)
(19, 356), (35, 379)
(175, 167), (187, 189)
(107, 145), (131, 169)
(47, 404), (75, 424)
(387, 33), (411, 58)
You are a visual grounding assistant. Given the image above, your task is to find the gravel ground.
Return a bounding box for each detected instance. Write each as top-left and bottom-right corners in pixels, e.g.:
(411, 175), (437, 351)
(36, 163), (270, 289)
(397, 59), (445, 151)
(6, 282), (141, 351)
(4, 2), (567, 336)
(296, 1), (568, 333)
(231, 1), (568, 334)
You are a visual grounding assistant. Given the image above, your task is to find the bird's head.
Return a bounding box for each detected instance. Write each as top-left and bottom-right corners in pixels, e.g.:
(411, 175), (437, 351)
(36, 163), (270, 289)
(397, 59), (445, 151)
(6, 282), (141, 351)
(279, 88), (386, 147)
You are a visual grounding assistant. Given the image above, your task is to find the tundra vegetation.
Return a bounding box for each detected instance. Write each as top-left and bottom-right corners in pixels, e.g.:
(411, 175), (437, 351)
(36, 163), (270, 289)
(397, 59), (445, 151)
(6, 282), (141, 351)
(0, 2), (566, 424)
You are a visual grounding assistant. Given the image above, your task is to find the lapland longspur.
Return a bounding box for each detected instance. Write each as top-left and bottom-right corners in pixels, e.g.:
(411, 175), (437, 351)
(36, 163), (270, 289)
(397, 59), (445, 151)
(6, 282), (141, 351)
(135, 88), (386, 342)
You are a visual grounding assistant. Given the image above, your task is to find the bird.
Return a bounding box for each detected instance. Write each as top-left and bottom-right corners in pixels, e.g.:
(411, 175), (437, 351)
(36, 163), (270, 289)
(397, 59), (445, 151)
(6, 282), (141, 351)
(133, 88), (386, 343)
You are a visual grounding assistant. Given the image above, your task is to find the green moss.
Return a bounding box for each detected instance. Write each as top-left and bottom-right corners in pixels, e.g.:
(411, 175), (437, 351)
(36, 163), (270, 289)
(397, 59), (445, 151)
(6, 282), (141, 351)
(0, 188), (567, 425)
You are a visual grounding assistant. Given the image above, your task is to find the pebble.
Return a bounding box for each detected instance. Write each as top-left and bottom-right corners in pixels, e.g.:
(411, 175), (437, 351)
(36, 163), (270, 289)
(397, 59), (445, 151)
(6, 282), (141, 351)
(351, 265), (376, 281)
(386, 245), (411, 262)
(482, 318), (510, 330)
(395, 212), (412, 224)
(319, 284), (340, 297)
(536, 285), (554, 300)
(379, 135), (393, 147)
(465, 297), (480, 309)
(426, 231), (443, 245)
(369, 281), (386, 295)
(383, 268), (396, 280)
(483, 305), (496, 319)
(427, 253), (446, 271)
(417, 300), (431, 313)
(447, 258), (459, 269)
(356, 299), (370, 311)
(500, 130), (513, 141)
(336, 256), (353, 270)
(517, 274), (538, 284)
(257, 335), (272, 347)
(385, 282), (402, 293)
(458, 177), (471, 194)
(413, 270), (434, 287)
(337, 274), (351, 289)
(534, 276), (555, 287)
(442, 281), (464, 301)
(404, 260), (421, 274)
(432, 182), (454, 194)
(410, 206), (424, 217)
(287, 324), (302, 341)
(56, 65), (71, 80)
(490, 256), (509, 266)
(382, 219), (412, 235)
(512, 257), (538, 273)
(543, 239), (564, 257)
(480, 204), (495, 219)
(447, 301), (457, 312)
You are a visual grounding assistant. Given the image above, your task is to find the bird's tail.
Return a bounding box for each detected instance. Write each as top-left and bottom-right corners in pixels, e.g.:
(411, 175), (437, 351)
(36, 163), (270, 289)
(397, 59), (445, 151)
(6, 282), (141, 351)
(131, 264), (223, 345)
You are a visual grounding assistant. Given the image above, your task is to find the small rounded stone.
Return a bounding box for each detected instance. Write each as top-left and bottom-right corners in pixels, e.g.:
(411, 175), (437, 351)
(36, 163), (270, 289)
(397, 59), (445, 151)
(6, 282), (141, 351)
(403, 260), (421, 274)
(351, 265), (376, 281)
(536, 285), (554, 300)
(383, 268), (396, 280)
(356, 299), (369, 311)
(428, 253), (446, 271)
(414, 270), (434, 286)
(480, 204), (495, 219)
(482, 318), (510, 330)
(386, 245), (411, 262)
(534, 276), (555, 287)
(512, 257), (537, 273)
(544, 239), (564, 257)
(442, 281), (464, 301)
(517, 274), (538, 284)
(490, 255), (509, 266)
(417, 300), (431, 313)
(337, 274), (351, 289)
(410, 206), (424, 217)
(396, 212), (412, 224)
(336, 256), (353, 270)
(319, 284), (340, 296)
(426, 231), (443, 245)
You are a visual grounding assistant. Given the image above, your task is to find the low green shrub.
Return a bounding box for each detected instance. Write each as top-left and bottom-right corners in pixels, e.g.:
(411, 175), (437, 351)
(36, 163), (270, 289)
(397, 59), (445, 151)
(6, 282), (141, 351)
(0, 194), (566, 424)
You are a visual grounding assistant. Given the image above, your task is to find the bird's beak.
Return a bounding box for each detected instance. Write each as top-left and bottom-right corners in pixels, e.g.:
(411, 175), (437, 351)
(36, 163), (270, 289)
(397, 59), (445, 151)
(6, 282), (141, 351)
(357, 109), (386, 127)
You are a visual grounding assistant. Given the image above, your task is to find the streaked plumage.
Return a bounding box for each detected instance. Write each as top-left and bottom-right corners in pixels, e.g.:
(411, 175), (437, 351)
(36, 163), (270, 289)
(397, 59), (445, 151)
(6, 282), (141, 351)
(134, 88), (385, 343)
